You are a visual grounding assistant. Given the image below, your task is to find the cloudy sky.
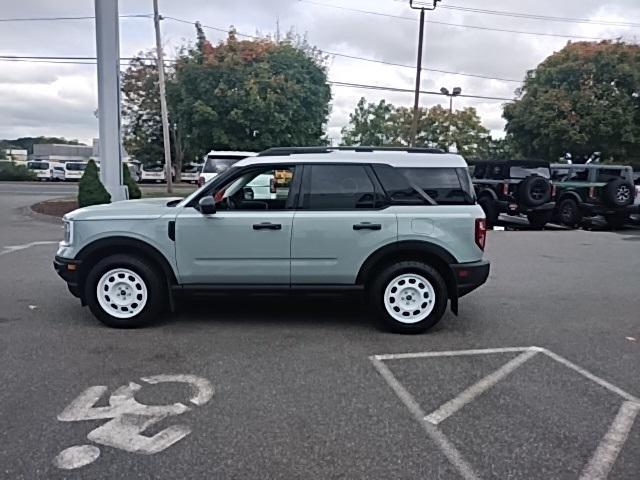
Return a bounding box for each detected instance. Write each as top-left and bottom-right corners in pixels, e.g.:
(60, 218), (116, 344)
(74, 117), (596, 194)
(1, 0), (639, 146)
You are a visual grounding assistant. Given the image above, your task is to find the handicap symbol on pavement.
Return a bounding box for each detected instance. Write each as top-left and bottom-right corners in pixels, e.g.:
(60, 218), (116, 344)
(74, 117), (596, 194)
(54, 374), (214, 470)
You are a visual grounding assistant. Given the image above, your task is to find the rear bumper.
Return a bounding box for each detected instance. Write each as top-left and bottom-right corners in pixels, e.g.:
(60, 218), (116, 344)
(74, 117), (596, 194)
(496, 200), (555, 214)
(582, 203), (640, 215)
(451, 260), (490, 297)
(53, 256), (81, 297)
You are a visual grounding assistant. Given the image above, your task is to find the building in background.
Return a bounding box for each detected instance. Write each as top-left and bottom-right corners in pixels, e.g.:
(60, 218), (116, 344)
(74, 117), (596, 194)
(30, 144), (94, 163)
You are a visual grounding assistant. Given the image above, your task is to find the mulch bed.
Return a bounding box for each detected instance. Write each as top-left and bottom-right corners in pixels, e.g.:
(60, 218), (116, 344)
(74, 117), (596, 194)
(31, 198), (79, 218)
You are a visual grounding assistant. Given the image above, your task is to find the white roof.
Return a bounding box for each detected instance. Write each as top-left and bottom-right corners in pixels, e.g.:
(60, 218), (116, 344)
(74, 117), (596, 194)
(206, 150), (257, 157)
(235, 150), (468, 168)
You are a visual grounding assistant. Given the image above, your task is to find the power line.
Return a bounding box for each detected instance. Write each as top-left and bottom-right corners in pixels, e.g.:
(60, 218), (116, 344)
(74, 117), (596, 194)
(163, 16), (522, 83)
(0, 14), (151, 22)
(299, 0), (611, 40)
(0, 55), (514, 101)
(329, 81), (514, 101)
(437, 3), (640, 28)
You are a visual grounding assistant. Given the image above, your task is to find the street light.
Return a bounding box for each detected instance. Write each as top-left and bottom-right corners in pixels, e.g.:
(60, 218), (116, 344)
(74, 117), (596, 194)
(440, 86), (462, 114)
(440, 86), (461, 152)
(408, 0), (442, 147)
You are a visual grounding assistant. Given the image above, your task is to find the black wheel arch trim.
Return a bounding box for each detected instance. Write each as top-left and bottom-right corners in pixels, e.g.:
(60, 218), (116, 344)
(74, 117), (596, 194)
(356, 241), (460, 312)
(557, 191), (582, 205)
(75, 236), (178, 285)
(477, 188), (499, 201)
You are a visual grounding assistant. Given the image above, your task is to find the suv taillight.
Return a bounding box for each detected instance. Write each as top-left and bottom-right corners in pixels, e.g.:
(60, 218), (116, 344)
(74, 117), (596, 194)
(475, 218), (487, 251)
(551, 185), (557, 198)
(589, 187), (596, 199)
(502, 183), (509, 195)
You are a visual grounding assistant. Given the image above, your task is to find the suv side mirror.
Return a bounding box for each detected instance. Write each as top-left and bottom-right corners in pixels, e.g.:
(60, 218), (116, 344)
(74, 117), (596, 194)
(198, 197), (216, 215)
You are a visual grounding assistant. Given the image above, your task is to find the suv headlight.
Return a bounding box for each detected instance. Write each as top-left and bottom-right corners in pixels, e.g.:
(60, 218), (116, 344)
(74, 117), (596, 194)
(62, 220), (74, 246)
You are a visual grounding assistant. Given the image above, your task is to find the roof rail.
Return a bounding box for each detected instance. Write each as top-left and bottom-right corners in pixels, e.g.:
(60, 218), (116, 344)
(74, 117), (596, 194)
(257, 146), (446, 157)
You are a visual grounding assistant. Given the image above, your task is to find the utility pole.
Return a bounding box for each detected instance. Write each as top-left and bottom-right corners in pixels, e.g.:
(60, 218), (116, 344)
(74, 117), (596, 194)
(409, 0), (441, 147)
(94, 0), (127, 201)
(153, 0), (173, 193)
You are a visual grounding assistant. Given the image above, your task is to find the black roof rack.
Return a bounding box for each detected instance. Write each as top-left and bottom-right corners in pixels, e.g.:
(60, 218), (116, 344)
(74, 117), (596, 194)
(257, 146), (446, 157)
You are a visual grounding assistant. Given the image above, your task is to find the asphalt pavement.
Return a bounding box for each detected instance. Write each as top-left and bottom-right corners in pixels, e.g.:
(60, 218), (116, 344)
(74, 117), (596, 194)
(0, 184), (639, 479)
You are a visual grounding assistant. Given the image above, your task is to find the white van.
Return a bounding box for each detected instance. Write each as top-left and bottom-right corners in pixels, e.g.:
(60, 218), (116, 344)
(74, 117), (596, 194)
(198, 151), (256, 187)
(63, 161), (87, 181)
(27, 161), (55, 181)
(141, 164), (166, 183)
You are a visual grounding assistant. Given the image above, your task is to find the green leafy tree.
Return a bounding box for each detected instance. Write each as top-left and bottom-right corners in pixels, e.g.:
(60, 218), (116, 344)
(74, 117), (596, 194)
(0, 137), (83, 154)
(504, 41), (640, 164)
(341, 98), (489, 156)
(78, 160), (111, 207)
(341, 98), (394, 146)
(123, 164), (141, 199)
(173, 26), (331, 155)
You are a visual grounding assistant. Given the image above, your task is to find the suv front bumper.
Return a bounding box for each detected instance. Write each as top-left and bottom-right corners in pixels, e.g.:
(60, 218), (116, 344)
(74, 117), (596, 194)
(54, 256), (81, 298)
(451, 260), (490, 297)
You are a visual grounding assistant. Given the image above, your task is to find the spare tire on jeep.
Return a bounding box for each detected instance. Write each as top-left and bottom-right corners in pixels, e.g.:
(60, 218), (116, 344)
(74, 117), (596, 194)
(518, 175), (551, 207)
(603, 178), (634, 207)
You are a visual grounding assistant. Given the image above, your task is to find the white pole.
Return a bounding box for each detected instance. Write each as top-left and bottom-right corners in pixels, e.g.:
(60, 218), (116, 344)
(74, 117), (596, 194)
(94, 0), (127, 201)
(153, 0), (173, 194)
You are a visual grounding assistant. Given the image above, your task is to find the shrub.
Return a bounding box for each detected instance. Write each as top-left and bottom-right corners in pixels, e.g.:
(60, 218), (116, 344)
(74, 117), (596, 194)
(123, 164), (141, 199)
(0, 162), (36, 181)
(78, 160), (111, 207)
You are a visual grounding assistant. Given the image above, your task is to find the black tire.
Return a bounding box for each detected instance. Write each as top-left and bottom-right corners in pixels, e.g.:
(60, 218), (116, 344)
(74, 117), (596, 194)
(605, 214), (626, 230)
(369, 261), (448, 334)
(558, 198), (582, 227)
(84, 254), (167, 328)
(603, 179), (634, 207)
(518, 176), (551, 207)
(527, 211), (553, 230)
(478, 197), (499, 228)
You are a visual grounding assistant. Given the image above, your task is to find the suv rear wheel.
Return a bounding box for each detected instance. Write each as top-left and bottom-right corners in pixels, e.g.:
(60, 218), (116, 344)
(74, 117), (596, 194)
(369, 261), (447, 334)
(84, 254), (166, 328)
(558, 198), (582, 227)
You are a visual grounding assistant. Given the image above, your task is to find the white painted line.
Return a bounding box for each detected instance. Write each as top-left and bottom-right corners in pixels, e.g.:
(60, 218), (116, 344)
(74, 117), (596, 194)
(374, 346), (534, 361)
(579, 401), (640, 480)
(370, 357), (481, 480)
(54, 445), (101, 470)
(0, 240), (59, 257)
(140, 374), (214, 406)
(425, 349), (539, 425)
(540, 349), (640, 404)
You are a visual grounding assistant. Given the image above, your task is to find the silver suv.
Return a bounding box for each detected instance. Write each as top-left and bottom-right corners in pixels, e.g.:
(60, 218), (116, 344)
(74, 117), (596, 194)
(54, 147), (490, 334)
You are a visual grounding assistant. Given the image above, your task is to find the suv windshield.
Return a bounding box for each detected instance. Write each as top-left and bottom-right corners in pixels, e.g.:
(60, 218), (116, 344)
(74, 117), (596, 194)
(65, 163), (86, 171)
(203, 156), (248, 174)
(510, 166), (551, 179)
(27, 162), (49, 170)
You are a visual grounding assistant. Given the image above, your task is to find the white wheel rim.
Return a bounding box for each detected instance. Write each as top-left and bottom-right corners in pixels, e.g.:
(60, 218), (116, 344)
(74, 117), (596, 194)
(96, 268), (148, 319)
(384, 273), (436, 324)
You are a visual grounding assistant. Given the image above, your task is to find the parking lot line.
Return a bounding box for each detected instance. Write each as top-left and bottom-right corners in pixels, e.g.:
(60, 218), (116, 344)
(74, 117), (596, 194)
(373, 346), (533, 361)
(540, 349), (640, 404)
(370, 357), (481, 480)
(579, 401), (640, 480)
(424, 349), (539, 425)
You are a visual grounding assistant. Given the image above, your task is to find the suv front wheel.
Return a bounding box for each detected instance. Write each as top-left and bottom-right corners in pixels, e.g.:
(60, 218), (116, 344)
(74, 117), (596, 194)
(84, 254), (166, 328)
(370, 261), (448, 334)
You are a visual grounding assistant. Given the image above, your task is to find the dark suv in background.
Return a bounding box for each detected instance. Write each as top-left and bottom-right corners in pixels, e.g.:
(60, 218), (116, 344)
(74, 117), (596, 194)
(551, 164), (637, 229)
(471, 160), (555, 229)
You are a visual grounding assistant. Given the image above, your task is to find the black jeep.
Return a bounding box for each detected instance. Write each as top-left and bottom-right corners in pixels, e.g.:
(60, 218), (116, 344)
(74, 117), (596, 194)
(551, 164), (637, 229)
(471, 160), (555, 230)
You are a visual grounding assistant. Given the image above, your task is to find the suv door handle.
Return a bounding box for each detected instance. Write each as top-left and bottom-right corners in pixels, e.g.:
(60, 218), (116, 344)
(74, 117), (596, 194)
(253, 222), (282, 231)
(353, 223), (382, 231)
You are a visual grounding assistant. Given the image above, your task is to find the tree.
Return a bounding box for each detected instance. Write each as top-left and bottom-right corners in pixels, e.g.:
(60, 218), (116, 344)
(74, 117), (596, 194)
(78, 160), (111, 208)
(341, 98), (394, 146)
(123, 164), (141, 200)
(172, 27), (331, 156)
(504, 41), (640, 165)
(341, 98), (489, 156)
(0, 137), (83, 154)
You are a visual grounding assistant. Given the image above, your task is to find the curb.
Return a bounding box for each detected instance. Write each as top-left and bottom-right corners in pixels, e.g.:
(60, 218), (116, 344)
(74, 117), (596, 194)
(20, 205), (64, 225)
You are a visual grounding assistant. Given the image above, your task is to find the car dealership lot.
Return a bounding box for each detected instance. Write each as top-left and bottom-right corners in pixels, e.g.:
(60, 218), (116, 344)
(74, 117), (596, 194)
(0, 186), (639, 479)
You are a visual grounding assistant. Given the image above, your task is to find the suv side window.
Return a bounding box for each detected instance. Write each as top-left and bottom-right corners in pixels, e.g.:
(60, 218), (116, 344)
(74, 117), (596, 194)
(303, 165), (377, 210)
(596, 169), (624, 182)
